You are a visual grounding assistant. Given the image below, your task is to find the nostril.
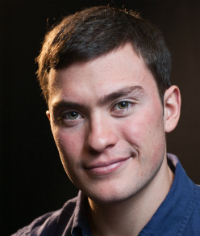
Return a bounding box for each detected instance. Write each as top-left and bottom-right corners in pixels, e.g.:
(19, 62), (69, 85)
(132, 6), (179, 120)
(88, 148), (102, 156)
(88, 142), (116, 155)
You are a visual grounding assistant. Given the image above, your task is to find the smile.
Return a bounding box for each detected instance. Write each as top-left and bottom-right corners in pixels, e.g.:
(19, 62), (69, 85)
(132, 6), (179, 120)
(85, 157), (131, 176)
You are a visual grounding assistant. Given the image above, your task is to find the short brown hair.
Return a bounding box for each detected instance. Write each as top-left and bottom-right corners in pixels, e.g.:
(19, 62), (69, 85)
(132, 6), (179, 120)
(36, 6), (171, 104)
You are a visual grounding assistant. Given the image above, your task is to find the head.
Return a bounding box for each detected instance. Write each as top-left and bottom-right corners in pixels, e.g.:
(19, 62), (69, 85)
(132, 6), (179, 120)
(36, 6), (181, 205)
(36, 6), (171, 105)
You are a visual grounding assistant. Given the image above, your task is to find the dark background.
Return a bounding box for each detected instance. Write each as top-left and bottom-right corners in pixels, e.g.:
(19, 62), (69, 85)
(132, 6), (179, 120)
(1, 0), (200, 235)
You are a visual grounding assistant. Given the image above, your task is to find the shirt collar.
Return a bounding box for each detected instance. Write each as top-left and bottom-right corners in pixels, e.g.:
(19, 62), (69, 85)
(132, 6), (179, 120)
(72, 191), (92, 236)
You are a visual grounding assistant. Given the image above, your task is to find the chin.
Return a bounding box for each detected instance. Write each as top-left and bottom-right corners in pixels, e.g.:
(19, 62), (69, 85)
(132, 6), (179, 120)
(88, 194), (128, 205)
(85, 184), (139, 205)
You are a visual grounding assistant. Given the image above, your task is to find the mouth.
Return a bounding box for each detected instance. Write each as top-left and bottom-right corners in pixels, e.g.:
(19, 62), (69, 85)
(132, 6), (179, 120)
(85, 157), (131, 176)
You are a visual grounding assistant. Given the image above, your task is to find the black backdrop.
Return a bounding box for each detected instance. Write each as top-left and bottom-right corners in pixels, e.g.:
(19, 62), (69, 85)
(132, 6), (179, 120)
(1, 1), (200, 235)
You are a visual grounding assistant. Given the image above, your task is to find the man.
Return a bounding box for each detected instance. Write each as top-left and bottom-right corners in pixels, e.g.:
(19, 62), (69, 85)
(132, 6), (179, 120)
(13, 6), (200, 236)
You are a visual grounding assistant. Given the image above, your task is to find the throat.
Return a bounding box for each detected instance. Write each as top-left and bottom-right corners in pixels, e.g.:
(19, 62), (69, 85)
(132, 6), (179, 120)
(87, 197), (145, 236)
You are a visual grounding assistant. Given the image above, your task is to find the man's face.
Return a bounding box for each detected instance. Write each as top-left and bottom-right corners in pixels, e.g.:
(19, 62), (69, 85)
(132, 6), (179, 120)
(48, 43), (167, 204)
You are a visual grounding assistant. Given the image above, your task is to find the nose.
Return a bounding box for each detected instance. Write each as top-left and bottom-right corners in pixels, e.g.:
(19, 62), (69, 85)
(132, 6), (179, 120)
(86, 114), (118, 153)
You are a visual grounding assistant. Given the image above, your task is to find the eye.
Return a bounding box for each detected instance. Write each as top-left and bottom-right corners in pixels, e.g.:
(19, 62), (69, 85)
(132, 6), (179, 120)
(63, 111), (82, 120)
(116, 101), (131, 110)
(111, 100), (135, 117)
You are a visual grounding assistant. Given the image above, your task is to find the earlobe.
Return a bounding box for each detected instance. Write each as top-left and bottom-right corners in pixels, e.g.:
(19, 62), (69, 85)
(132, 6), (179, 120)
(46, 110), (51, 121)
(164, 85), (181, 133)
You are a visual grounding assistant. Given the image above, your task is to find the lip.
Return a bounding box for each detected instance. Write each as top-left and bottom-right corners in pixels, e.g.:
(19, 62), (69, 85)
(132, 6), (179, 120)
(85, 157), (131, 176)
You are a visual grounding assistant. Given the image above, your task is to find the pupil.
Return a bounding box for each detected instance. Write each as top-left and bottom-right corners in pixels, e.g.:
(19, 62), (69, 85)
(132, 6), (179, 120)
(71, 112), (77, 117)
(69, 112), (78, 119)
(121, 102), (126, 107)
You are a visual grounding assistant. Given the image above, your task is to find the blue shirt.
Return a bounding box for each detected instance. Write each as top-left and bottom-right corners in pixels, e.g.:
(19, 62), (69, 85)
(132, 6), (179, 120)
(12, 154), (200, 236)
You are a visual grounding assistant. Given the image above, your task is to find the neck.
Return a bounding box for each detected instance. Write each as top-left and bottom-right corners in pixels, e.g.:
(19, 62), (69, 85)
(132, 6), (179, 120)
(88, 157), (174, 236)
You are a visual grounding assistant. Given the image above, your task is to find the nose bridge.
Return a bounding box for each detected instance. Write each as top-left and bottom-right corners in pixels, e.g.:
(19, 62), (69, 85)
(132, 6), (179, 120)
(86, 111), (118, 152)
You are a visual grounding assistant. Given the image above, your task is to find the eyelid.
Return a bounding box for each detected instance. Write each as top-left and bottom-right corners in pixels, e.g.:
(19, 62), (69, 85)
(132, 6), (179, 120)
(66, 112), (82, 120)
(112, 100), (135, 110)
(58, 109), (84, 123)
(66, 110), (82, 117)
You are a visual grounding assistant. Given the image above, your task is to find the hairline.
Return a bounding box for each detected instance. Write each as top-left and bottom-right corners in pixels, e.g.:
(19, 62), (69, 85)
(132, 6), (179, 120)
(47, 42), (165, 108)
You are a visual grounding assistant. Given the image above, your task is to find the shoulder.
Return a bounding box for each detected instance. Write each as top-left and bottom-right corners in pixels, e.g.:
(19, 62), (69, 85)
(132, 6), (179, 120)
(11, 197), (78, 236)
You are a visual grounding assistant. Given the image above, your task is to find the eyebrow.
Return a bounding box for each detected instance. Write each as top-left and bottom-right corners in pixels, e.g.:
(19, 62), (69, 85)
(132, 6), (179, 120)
(52, 101), (84, 112)
(97, 86), (144, 106)
(52, 86), (144, 111)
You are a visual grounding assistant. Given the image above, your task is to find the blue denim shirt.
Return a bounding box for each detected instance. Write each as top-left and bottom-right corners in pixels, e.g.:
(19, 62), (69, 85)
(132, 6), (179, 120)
(12, 154), (200, 236)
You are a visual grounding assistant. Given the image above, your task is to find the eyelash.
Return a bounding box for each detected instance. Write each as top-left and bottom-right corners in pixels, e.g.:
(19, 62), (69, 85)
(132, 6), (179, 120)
(60, 111), (83, 121)
(113, 101), (133, 111)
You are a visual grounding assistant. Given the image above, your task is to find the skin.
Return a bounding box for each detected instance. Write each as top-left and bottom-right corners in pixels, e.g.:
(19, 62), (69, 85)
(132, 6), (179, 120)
(47, 43), (181, 236)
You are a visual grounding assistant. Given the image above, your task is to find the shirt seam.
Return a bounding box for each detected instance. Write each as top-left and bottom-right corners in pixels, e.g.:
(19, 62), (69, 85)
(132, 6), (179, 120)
(175, 183), (196, 236)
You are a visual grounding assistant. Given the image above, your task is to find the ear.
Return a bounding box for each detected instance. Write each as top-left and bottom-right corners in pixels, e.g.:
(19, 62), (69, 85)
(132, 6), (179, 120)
(164, 85), (181, 133)
(46, 110), (51, 121)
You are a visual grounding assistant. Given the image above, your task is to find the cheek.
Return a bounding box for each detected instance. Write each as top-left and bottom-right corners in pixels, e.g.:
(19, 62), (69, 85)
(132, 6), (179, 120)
(56, 130), (83, 159)
(120, 113), (153, 145)
(120, 107), (165, 157)
(142, 110), (166, 171)
(51, 125), (84, 172)
(52, 129), (85, 184)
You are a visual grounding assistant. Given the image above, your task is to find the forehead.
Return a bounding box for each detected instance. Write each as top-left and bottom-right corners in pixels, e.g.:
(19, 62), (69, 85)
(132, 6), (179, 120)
(48, 43), (158, 105)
